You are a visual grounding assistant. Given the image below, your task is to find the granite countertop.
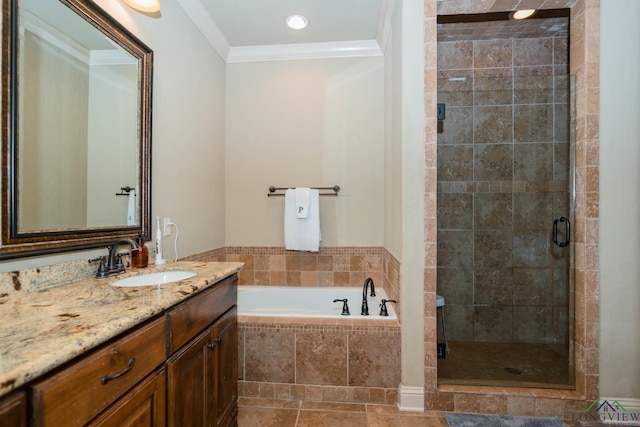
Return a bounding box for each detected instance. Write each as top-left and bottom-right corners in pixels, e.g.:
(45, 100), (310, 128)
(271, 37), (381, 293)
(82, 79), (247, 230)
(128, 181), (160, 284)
(0, 261), (243, 398)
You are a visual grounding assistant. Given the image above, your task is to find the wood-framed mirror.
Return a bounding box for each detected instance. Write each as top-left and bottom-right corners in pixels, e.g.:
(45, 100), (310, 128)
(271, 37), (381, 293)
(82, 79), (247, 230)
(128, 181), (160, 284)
(1, 0), (152, 259)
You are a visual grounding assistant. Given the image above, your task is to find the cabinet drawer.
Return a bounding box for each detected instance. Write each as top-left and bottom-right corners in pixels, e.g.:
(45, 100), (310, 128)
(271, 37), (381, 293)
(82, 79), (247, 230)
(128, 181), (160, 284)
(31, 316), (166, 427)
(166, 274), (237, 354)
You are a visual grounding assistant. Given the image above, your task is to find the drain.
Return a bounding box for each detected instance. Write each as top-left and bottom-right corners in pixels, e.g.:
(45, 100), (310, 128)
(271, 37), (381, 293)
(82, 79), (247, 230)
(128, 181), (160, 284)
(504, 367), (522, 375)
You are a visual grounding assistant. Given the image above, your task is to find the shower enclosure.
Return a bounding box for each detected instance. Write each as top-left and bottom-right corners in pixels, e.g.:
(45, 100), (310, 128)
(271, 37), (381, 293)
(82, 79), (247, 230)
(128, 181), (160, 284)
(436, 13), (574, 387)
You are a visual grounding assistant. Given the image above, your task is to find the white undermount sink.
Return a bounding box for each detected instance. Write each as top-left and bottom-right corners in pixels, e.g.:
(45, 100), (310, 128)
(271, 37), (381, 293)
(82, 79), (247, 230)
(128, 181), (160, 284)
(110, 271), (196, 287)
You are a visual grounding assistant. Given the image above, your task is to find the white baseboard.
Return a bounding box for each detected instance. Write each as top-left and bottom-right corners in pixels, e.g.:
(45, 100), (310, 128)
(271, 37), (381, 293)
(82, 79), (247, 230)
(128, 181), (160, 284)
(397, 384), (425, 412)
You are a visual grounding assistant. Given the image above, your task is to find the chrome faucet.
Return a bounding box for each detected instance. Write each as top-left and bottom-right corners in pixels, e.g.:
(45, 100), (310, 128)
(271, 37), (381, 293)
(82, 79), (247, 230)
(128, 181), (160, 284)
(361, 277), (376, 315)
(95, 238), (139, 278)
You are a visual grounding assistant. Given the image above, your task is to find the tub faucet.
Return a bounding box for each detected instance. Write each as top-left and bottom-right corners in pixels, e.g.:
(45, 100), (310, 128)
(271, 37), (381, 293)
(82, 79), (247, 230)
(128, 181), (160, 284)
(96, 238), (139, 278)
(361, 277), (376, 316)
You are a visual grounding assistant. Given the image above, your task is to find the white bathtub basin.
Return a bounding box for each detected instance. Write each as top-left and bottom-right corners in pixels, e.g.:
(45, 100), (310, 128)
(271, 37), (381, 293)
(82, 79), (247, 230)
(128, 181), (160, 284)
(110, 271), (196, 287)
(238, 286), (397, 320)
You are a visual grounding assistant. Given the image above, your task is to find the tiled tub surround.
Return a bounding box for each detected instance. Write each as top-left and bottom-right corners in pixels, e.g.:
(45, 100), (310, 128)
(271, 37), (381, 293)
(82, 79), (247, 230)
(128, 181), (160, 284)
(218, 248), (403, 405)
(436, 34), (572, 345)
(225, 247), (385, 288)
(238, 316), (401, 405)
(222, 246), (401, 314)
(0, 261), (243, 397)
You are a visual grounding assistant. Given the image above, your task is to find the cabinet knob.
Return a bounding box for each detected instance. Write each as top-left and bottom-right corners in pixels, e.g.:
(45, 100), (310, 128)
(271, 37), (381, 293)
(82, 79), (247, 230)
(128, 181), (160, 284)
(207, 343), (216, 349)
(215, 338), (222, 343)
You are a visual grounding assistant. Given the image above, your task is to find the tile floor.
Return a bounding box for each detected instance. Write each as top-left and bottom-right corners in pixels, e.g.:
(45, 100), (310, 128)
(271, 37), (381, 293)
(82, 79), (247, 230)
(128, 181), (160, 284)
(238, 398), (448, 427)
(437, 340), (572, 387)
(238, 398), (587, 426)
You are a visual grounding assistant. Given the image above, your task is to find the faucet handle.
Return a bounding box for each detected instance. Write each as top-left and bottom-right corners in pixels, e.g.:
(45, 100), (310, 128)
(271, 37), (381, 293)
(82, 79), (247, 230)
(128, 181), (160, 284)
(115, 254), (125, 269)
(333, 299), (350, 316)
(379, 299), (397, 316)
(95, 257), (108, 278)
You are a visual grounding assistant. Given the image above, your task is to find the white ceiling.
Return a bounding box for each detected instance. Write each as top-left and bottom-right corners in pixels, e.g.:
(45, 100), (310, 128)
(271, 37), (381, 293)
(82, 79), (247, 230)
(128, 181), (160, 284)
(176, 0), (390, 63)
(202, 0), (383, 47)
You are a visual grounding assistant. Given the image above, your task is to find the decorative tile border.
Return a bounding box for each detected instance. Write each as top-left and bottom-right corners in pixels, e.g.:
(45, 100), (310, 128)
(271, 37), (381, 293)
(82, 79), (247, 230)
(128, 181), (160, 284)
(438, 180), (568, 193)
(179, 247), (225, 262)
(238, 381), (399, 405)
(238, 317), (400, 336)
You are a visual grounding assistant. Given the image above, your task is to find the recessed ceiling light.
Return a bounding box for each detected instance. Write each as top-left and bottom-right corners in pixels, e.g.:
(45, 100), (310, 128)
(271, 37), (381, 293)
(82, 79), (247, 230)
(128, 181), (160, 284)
(286, 15), (308, 30)
(510, 9), (537, 20)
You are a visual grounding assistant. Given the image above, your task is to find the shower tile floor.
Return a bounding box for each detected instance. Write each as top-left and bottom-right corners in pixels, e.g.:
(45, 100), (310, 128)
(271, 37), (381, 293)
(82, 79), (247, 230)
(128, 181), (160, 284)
(437, 340), (572, 387)
(237, 398), (448, 426)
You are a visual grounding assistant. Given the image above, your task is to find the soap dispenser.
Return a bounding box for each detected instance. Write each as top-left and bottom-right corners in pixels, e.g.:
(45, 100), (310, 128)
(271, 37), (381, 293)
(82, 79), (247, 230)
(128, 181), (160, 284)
(131, 232), (149, 268)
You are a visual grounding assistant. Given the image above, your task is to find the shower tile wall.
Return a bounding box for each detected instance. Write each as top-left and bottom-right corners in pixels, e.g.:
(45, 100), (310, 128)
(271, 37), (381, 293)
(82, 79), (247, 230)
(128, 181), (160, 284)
(437, 35), (570, 344)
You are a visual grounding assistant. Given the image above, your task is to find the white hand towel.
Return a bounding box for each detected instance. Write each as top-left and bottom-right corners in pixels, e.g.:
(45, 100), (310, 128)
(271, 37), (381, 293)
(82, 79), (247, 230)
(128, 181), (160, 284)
(126, 189), (136, 225)
(295, 187), (310, 218)
(284, 188), (321, 252)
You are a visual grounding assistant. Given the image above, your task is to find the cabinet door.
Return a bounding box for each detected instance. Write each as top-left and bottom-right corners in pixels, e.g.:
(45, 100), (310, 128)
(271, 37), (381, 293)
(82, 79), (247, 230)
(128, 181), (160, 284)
(212, 308), (238, 427)
(31, 317), (166, 427)
(166, 329), (212, 427)
(88, 368), (166, 427)
(0, 391), (27, 427)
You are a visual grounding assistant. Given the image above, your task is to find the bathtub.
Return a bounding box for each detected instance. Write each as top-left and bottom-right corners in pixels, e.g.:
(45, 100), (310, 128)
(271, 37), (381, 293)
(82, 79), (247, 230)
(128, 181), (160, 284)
(237, 286), (397, 320)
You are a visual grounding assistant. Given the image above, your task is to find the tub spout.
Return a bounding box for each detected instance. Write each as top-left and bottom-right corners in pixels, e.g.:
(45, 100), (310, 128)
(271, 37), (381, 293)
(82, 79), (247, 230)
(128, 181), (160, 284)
(361, 277), (375, 316)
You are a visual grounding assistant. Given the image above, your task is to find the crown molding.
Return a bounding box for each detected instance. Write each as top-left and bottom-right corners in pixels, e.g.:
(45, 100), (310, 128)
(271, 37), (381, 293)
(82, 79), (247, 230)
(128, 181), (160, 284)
(22, 11), (90, 64)
(177, 0), (390, 63)
(226, 40), (382, 63)
(377, 0), (397, 54)
(176, 0), (231, 61)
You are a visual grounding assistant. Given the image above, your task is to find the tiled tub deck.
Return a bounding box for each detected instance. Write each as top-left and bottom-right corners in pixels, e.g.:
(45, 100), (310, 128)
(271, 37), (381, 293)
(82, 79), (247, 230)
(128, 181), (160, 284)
(238, 316), (401, 405)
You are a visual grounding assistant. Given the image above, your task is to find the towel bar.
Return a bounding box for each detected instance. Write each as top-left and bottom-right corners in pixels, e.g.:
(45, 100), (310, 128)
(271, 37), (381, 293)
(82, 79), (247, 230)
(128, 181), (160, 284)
(116, 186), (135, 196)
(267, 186), (340, 197)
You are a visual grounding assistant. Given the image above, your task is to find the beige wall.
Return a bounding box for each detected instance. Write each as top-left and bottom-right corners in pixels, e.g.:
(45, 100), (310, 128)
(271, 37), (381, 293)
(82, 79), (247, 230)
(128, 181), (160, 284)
(94, 0), (227, 261)
(225, 58), (384, 247)
(600, 0), (640, 400)
(0, 0), (227, 271)
(20, 31), (88, 230)
(383, 0), (427, 406)
(384, 3), (403, 261)
(86, 64), (138, 227)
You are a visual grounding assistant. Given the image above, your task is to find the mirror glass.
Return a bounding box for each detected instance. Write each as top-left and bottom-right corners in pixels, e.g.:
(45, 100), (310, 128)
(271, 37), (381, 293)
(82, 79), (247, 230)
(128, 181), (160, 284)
(19, 0), (139, 231)
(1, 0), (153, 259)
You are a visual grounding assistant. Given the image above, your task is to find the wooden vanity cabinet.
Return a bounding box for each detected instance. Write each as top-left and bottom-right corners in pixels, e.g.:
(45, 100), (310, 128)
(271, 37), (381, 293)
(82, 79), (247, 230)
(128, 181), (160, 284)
(166, 275), (238, 427)
(166, 308), (237, 427)
(0, 390), (27, 427)
(27, 273), (238, 427)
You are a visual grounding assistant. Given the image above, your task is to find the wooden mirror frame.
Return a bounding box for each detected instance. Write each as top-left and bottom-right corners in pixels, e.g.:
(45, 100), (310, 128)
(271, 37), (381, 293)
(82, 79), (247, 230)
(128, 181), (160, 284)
(1, 0), (153, 259)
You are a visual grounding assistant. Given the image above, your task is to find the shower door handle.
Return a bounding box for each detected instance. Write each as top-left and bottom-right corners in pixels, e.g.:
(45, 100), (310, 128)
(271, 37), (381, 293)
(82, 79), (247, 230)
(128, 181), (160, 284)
(553, 217), (570, 247)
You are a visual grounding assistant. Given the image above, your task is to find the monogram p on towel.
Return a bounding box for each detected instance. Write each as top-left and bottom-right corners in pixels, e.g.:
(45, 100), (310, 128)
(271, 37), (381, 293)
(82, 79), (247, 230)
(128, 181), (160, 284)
(284, 188), (321, 252)
(295, 187), (310, 218)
